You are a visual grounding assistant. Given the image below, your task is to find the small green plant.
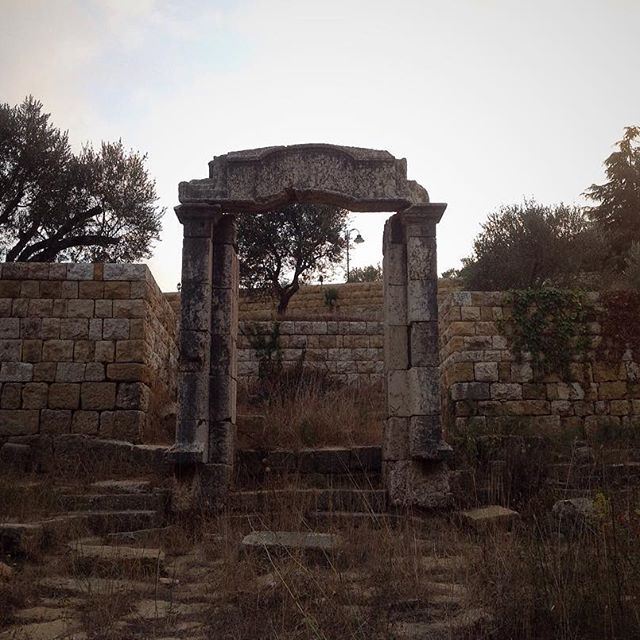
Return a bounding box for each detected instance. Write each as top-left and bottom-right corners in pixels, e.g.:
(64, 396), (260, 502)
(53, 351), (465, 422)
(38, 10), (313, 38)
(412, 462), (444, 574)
(243, 322), (282, 380)
(623, 242), (640, 290)
(500, 288), (591, 378)
(600, 289), (640, 361)
(323, 287), (339, 310)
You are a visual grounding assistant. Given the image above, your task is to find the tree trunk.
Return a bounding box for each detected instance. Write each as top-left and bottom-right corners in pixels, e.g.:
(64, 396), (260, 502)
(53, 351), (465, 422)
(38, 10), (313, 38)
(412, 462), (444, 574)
(276, 282), (300, 315)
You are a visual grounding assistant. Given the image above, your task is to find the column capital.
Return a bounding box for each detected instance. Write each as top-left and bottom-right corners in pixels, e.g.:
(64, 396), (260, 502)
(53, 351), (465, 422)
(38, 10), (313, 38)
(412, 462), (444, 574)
(175, 203), (222, 234)
(400, 203), (447, 225)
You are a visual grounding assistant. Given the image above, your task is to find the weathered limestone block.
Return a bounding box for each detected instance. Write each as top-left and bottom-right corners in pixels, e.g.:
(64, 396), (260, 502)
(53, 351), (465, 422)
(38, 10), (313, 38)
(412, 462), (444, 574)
(103, 319), (130, 340)
(22, 382), (48, 409)
(81, 382), (116, 410)
(113, 299), (146, 319)
(115, 340), (146, 363)
(490, 383), (522, 401)
(100, 410), (146, 442)
(0, 362), (33, 382)
(1, 383), (21, 408)
(386, 460), (451, 509)
(474, 362), (499, 382)
(410, 322), (438, 367)
(0, 409), (39, 436)
(67, 264), (94, 280)
(409, 416), (451, 460)
(104, 281), (130, 299)
(384, 285), (407, 325)
(180, 145), (430, 212)
(387, 370), (411, 417)
(116, 382), (150, 411)
(408, 367), (440, 416)
(383, 417), (409, 461)
(41, 409), (71, 433)
(55, 362), (86, 383)
(407, 236), (437, 280)
(48, 383), (80, 409)
(103, 264), (148, 281)
(71, 410), (99, 434)
(384, 325), (408, 370)
(407, 280), (438, 323)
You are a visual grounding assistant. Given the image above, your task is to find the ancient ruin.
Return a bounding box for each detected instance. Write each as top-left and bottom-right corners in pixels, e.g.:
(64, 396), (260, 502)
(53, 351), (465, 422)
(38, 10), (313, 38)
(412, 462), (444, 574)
(170, 144), (451, 507)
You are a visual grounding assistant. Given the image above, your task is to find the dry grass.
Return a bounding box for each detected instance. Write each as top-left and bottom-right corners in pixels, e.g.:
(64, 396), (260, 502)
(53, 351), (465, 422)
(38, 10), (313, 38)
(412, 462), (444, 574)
(199, 509), (471, 640)
(238, 372), (384, 450)
(467, 492), (640, 639)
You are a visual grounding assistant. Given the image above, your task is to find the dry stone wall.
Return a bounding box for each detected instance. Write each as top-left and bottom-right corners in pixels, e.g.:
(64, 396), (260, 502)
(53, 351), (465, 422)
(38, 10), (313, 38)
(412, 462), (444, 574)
(440, 291), (640, 439)
(0, 263), (177, 445)
(238, 319), (384, 386)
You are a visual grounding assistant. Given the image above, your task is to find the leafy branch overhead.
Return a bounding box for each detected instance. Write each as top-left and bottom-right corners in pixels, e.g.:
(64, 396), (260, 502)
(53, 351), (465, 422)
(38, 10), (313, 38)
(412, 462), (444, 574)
(237, 203), (347, 314)
(0, 96), (163, 263)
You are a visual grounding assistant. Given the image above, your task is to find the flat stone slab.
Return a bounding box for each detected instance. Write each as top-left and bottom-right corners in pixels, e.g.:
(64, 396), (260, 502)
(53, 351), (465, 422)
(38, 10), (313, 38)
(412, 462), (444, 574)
(68, 543), (164, 567)
(13, 607), (76, 623)
(459, 505), (519, 531)
(38, 575), (164, 597)
(241, 530), (341, 561)
(0, 619), (83, 640)
(89, 479), (153, 494)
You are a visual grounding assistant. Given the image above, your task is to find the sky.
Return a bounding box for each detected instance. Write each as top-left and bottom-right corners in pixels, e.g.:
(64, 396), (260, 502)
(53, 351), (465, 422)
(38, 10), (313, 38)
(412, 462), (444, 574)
(1, 0), (639, 291)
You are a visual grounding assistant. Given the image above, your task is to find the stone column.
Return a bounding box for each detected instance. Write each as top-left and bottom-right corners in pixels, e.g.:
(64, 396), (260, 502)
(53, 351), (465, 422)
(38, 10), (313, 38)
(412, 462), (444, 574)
(204, 214), (238, 495)
(382, 203), (451, 508)
(168, 204), (220, 465)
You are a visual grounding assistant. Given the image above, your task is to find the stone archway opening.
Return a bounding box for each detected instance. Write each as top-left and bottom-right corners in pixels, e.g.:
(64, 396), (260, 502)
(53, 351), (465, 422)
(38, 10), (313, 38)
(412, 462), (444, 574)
(168, 144), (452, 509)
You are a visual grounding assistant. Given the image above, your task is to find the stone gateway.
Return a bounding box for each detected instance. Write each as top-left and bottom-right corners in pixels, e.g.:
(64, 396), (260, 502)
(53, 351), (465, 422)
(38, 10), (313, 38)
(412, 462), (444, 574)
(169, 144), (451, 508)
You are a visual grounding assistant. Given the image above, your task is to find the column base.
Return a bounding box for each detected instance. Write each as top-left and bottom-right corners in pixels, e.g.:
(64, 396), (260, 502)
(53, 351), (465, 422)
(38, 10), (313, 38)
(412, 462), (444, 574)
(165, 443), (204, 466)
(385, 459), (452, 510)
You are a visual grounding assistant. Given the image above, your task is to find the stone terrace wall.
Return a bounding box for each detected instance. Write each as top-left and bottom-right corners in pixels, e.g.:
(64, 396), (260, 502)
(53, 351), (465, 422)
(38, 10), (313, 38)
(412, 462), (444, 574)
(164, 278), (462, 323)
(440, 291), (640, 438)
(238, 319), (384, 387)
(0, 263), (177, 445)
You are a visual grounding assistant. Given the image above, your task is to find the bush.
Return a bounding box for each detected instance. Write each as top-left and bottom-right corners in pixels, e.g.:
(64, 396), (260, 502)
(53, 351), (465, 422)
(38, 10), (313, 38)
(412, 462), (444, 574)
(461, 200), (602, 290)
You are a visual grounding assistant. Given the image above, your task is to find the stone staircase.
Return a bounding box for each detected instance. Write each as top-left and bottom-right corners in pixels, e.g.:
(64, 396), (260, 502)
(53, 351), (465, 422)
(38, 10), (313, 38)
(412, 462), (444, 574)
(0, 479), (169, 558)
(1, 448), (493, 639)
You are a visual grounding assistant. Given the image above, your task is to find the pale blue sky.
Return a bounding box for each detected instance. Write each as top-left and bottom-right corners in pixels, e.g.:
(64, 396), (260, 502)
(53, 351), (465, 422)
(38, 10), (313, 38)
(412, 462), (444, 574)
(1, 0), (639, 290)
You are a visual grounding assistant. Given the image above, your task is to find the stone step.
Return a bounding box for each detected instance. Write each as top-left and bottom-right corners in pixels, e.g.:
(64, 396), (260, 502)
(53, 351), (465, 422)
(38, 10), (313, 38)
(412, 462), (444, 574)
(68, 541), (165, 576)
(58, 492), (166, 513)
(458, 506), (519, 532)
(74, 510), (163, 535)
(37, 575), (171, 598)
(228, 488), (387, 513)
(89, 479), (154, 494)
(389, 607), (492, 639)
(105, 526), (177, 546)
(241, 530), (342, 564)
(236, 446), (382, 481)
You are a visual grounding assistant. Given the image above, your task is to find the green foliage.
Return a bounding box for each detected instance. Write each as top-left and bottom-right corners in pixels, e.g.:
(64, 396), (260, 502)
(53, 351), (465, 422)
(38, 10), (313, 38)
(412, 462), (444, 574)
(237, 203), (347, 314)
(243, 322), (282, 380)
(501, 288), (591, 377)
(0, 96), (163, 262)
(348, 263), (382, 282)
(600, 290), (640, 361)
(323, 287), (339, 310)
(441, 267), (461, 279)
(585, 126), (640, 271)
(623, 242), (640, 290)
(460, 199), (601, 290)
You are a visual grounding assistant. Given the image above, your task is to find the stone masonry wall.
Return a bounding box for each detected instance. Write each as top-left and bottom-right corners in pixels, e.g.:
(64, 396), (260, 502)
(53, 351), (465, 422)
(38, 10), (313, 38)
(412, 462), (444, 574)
(0, 263), (177, 445)
(237, 320), (384, 387)
(440, 291), (640, 438)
